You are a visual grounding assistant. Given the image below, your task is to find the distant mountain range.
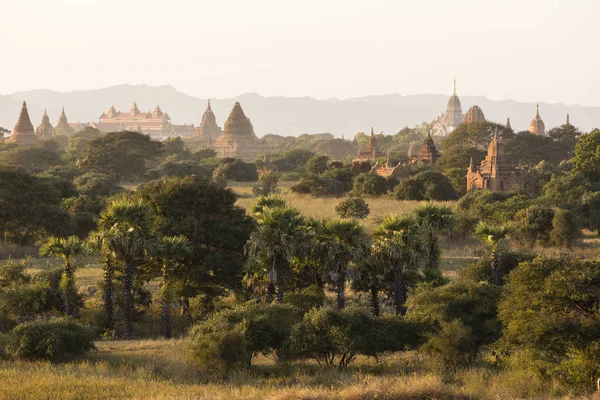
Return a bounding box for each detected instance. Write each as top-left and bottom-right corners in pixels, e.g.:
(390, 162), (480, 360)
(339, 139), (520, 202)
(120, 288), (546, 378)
(1, 84), (598, 137)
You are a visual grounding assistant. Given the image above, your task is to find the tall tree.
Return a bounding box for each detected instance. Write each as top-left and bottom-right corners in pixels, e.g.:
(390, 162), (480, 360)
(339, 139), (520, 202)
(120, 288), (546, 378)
(573, 129), (600, 182)
(98, 197), (156, 339)
(475, 222), (511, 285)
(312, 219), (367, 309)
(245, 206), (309, 304)
(413, 203), (454, 283)
(86, 230), (118, 330)
(154, 235), (192, 338)
(372, 215), (422, 315)
(39, 236), (84, 317)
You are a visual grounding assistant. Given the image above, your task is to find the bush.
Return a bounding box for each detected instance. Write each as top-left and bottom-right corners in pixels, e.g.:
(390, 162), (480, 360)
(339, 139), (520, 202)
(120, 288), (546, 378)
(252, 171), (280, 197)
(550, 209), (581, 248)
(512, 205), (555, 246)
(394, 171), (457, 201)
(351, 173), (389, 197)
(187, 302), (302, 373)
(74, 172), (123, 198)
(213, 159), (258, 182)
(291, 174), (345, 197)
(147, 160), (210, 180)
(458, 249), (534, 284)
(335, 197), (370, 219)
(6, 318), (95, 361)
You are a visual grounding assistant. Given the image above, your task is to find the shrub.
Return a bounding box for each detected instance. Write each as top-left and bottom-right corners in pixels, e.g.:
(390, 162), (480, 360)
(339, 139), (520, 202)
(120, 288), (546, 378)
(394, 171), (457, 201)
(147, 160), (210, 180)
(458, 249), (534, 284)
(550, 209), (581, 248)
(6, 318), (95, 361)
(351, 173), (388, 197)
(73, 172), (122, 198)
(252, 171), (280, 197)
(291, 174), (345, 197)
(335, 197), (370, 219)
(213, 159), (258, 182)
(512, 205), (555, 246)
(306, 155), (329, 175)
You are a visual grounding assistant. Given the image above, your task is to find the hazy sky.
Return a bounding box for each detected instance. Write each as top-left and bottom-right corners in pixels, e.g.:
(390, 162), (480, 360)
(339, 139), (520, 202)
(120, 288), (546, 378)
(1, 0), (599, 105)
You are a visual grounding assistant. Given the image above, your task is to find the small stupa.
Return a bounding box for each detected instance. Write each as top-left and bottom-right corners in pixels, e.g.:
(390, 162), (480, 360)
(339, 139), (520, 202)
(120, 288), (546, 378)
(8, 102), (38, 146)
(35, 109), (54, 140)
(410, 131), (440, 164)
(196, 100), (222, 143)
(54, 108), (76, 137)
(214, 102), (266, 161)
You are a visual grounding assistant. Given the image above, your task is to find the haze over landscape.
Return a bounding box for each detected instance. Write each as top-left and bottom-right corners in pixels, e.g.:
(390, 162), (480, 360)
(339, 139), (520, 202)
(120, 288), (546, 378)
(1, 0), (599, 136)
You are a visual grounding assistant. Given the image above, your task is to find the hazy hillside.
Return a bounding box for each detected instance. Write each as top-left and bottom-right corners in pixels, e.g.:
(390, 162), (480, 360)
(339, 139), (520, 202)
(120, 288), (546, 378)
(1, 84), (598, 137)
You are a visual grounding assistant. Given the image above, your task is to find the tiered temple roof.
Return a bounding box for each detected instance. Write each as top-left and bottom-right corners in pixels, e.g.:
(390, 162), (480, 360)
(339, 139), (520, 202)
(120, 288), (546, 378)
(371, 156), (408, 179)
(410, 131), (440, 164)
(54, 108), (76, 137)
(432, 79), (465, 136)
(464, 105), (486, 124)
(214, 102), (266, 161)
(8, 102), (38, 146)
(195, 100), (222, 144)
(35, 109), (54, 140)
(354, 128), (384, 161)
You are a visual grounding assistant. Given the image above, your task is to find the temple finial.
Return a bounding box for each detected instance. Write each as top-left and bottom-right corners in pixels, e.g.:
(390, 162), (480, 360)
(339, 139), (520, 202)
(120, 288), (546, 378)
(506, 117), (511, 130)
(453, 78), (457, 96)
(566, 112), (570, 126)
(468, 157), (474, 170)
(370, 127), (374, 137)
(427, 129), (432, 139)
(535, 102), (540, 118)
(493, 127), (498, 141)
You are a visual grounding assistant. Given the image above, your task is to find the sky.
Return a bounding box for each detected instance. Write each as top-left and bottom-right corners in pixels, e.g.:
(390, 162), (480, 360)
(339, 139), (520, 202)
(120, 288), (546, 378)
(1, 0), (599, 106)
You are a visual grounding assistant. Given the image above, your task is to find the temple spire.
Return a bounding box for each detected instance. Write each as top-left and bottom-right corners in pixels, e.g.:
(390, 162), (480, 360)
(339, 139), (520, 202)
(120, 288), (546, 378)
(535, 102), (540, 118)
(370, 127), (374, 137)
(453, 78), (457, 96)
(566, 112), (570, 126)
(207, 99), (212, 111)
(506, 117), (512, 130)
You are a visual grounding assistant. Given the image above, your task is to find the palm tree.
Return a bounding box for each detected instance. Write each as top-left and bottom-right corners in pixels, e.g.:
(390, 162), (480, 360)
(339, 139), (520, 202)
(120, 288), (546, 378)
(98, 197), (156, 339)
(245, 206), (309, 304)
(413, 203), (454, 283)
(40, 236), (84, 317)
(86, 231), (118, 330)
(372, 215), (422, 315)
(251, 195), (288, 215)
(155, 235), (192, 339)
(352, 253), (385, 316)
(312, 218), (367, 309)
(475, 222), (511, 285)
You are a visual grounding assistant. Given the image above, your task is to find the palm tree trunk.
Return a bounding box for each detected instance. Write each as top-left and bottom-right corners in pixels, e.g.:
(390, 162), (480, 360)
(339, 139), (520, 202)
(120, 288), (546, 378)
(275, 257), (285, 304)
(161, 264), (172, 339)
(102, 258), (114, 330)
(266, 281), (275, 303)
(336, 271), (346, 310)
(491, 248), (501, 285)
(122, 261), (135, 339)
(370, 284), (380, 316)
(394, 267), (406, 315)
(63, 261), (74, 317)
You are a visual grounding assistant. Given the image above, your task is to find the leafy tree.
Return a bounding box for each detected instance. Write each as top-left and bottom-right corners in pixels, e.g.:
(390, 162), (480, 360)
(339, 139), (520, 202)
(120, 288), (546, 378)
(550, 209), (581, 249)
(161, 137), (188, 158)
(435, 146), (485, 172)
(458, 249), (534, 284)
(74, 172), (123, 198)
(541, 172), (593, 210)
(321, 167), (355, 192)
(193, 148), (217, 160)
(580, 191), (600, 235)
(573, 128), (600, 182)
(139, 176), (254, 307)
(311, 219), (367, 309)
(246, 206), (309, 304)
(442, 121), (507, 151)
(39, 236), (84, 317)
(512, 205), (555, 246)
(65, 127), (103, 162)
(252, 171), (280, 197)
(98, 197), (156, 339)
(81, 131), (164, 181)
(0, 146), (64, 174)
(413, 203), (454, 283)
(351, 173), (388, 197)
(475, 222), (511, 285)
(271, 149), (314, 172)
(499, 257), (600, 388)
(306, 155), (329, 175)
(394, 171), (457, 201)
(291, 174), (345, 197)
(352, 254), (385, 316)
(147, 160), (210, 180)
(154, 235), (192, 338)
(213, 158), (258, 182)
(335, 197), (370, 219)
(372, 215), (422, 315)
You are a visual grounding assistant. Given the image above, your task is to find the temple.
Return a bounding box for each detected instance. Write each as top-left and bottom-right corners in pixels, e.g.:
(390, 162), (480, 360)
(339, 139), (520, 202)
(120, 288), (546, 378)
(193, 100), (221, 145)
(213, 102), (266, 161)
(528, 103), (546, 136)
(371, 156), (408, 179)
(464, 105), (486, 124)
(94, 103), (195, 139)
(53, 108), (76, 137)
(8, 102), (38, 146)
(432, 79), (465, 136)
(354, 128), (384, 161)
(35, 109), (54, 140)
(409, 131), (441, 164)
(466, 130), (537, 195)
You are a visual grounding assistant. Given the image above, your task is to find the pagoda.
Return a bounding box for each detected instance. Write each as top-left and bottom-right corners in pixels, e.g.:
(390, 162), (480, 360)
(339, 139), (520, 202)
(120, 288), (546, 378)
(528, 103), (546, 136)
(194, 100), (222, 144)
(464, 105), (486, 124)
(409, 131), (440, 164)
(371, 155), (408, 179)
(35, 109), (54, 140)
(466, 129), (536, 195)
(214, 102), (266, 162)
(54, 108), (76, 137)
(8, 102), (38, 146)
(354, 128), (384, 161)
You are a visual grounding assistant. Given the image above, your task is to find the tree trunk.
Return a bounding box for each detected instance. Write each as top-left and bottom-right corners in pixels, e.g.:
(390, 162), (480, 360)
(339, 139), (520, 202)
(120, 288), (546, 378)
(491, 250), (501, 285)
(161, 264), (172, 339)
(370, 284), (380, 317)
(266, 281), (275, 303)
(102, 259), (114, 330)
(336, 270), (346, 310)
(393, 267), (406, 315)
(122, 261), (135, 339)
(63, 261), (76, 317)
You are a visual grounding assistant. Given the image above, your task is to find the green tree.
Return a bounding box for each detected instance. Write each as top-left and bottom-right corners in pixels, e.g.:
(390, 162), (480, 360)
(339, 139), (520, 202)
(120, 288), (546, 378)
(251, 195), (288, 216)
(252, 171), (280, 197)
(86, 230), (118, 331)
(372, 215), (422, 315)
(312, 219), (367, 309)
(81, 131), (164, 181)
(413, 203), (454, 283)
(394, 171), (457, 201)
(573, 128), (600, 182)
(475, 222), (511, 285)
(580, 191), (600, 235)
(74, 172), (123, 198)
(306, 155), (329, 175)
(0, 146), (65, 174)
(352, 254), (385, 316)
(550, 209), (581, 249)
(351, 173), (389, 197)
(154, 235), (192, 338)
(512, 205), (555, 246)
(39, 236), (84, 317)
(245, 206), (309, 304)
(335, 197), (370, 220)
(98, 197), (156, 339)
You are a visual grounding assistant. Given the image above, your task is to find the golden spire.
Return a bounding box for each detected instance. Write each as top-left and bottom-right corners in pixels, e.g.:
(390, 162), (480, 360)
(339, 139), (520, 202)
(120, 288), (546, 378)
(453, 78), (457, 96)
(535, 103), (540, 118)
